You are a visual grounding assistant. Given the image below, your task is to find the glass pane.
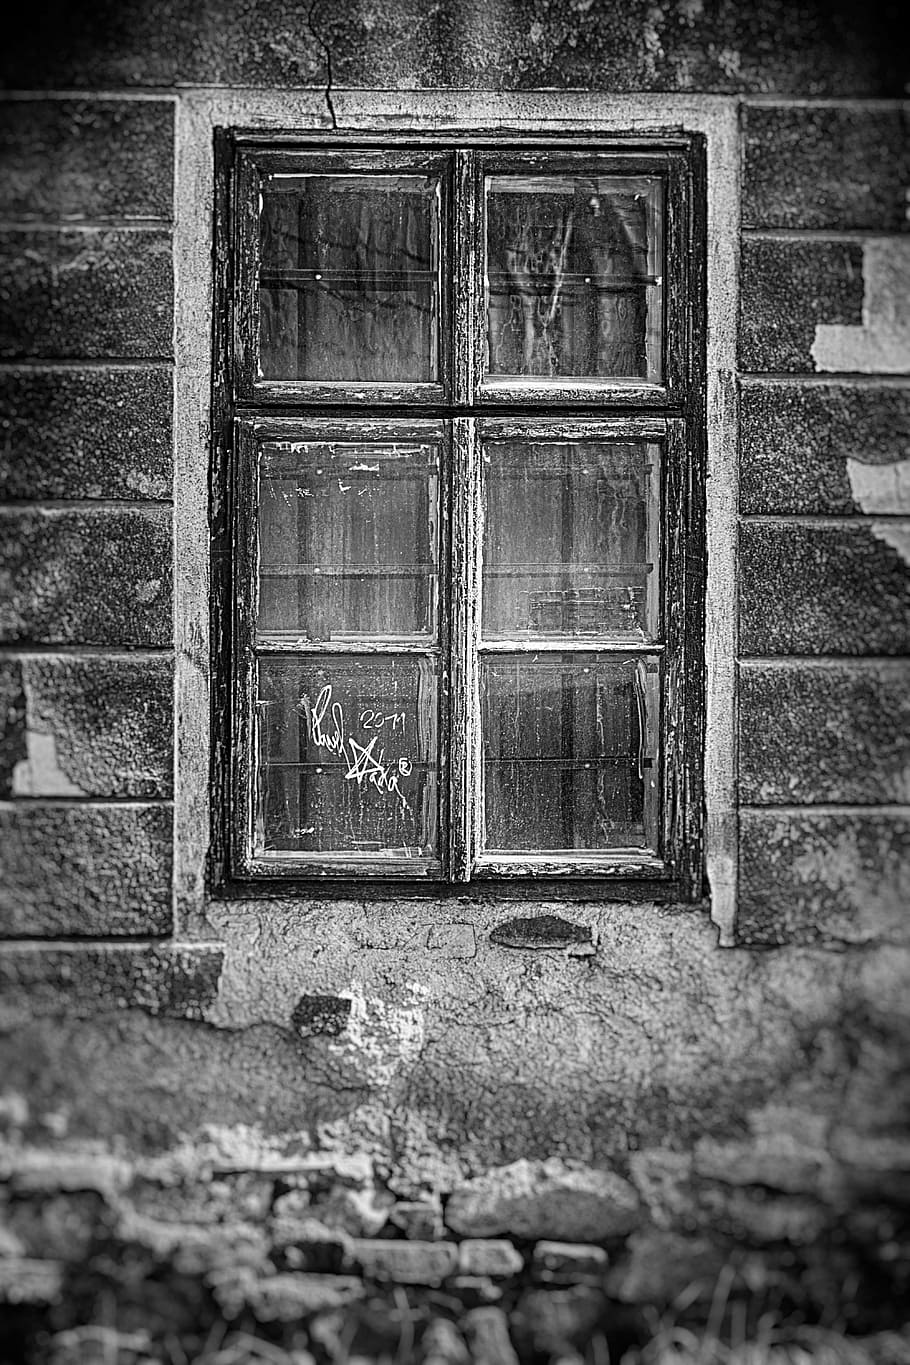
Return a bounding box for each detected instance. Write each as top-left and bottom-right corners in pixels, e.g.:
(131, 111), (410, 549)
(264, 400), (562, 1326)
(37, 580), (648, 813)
(485, 176), (663, 384)
(258, 441), (439, 642)
(481, 654), (659, 852)
(259, 174), (440, 383)
(482, 440), (659, 640)
(257, 656), (438, 859)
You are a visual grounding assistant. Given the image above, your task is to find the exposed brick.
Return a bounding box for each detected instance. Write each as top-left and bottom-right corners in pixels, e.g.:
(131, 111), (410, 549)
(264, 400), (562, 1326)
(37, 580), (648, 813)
(0, 100), (174, 221)
(350, 1237), (459, 1285)
(739, 239), (864, 373)
(739, 662), (910, 804)
(740, 521), (910, 655)
(0, 367), (172, 501)
(0, 804), (172, 937)
(0, 507), (172, 646)
(0, 655), (172, 798)
(0, 228), (172, 359)
(532, 1241), (609, 1282)
(743, 105), (910, 232)
(0, 945), (223, 1020)
(458, 1239), (524, 1277)
(739, 810), (910, 945)
(740, 381), (910, 515)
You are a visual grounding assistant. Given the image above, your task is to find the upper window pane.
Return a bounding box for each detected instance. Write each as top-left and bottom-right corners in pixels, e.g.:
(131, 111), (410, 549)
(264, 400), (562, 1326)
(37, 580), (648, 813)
(482, 440), (660, 641)
(259, 174), (440, 383)
(485, 176), (664, 385)
(258, 440), (440, 642)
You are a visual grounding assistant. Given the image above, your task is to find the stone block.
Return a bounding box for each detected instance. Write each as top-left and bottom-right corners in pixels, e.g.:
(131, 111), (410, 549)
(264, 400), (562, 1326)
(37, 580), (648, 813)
(0, 100), (174, 221)
(0, 945), (223, 1022)
(445, 1158), (640, 1242)
(0, 655), (172, 798)
(463, 1306), (519, 1365)
(0, 803), (172, 937)
(739, 239), (863, 372)
(0, 228), (172, 358)
(740, 662), (910, 805)
(457, 1238), (523, 1277)
(387, 1197), (444, 1240)
(740, 522), (910, 655)
(0, 366), (172, 500)
(350, 1237), (458, 1285)
(605, 1229), (726, 1306)
(743, 105), (910, 232)
(739, 380), (910, 515)
(512, 1285), (607, 1356)
(0, 508), (172, 646)
(531, 1241), (609, 1282)
(739, 810), (910, 946)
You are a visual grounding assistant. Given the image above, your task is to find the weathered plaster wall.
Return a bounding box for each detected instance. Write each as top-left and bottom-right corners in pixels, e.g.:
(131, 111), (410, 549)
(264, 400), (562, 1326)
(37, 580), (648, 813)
(1, 2), (909, 1354)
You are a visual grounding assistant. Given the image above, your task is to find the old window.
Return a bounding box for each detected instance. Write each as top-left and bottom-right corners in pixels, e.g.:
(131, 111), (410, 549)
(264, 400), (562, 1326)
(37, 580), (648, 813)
(214, 137), (706, 897)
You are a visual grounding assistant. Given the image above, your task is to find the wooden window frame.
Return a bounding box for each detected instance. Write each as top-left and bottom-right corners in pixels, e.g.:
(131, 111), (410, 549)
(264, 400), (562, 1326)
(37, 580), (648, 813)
(212, 129), (707, 901)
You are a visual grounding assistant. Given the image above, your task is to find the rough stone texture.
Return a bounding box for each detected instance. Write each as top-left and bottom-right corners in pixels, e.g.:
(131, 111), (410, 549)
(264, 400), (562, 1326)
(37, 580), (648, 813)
(458, 1239), (523, 1278)
(350, 1238), (459, 1285)
(0, 99), (174, 221)
(739, 238), (864, 373)
(740, 380), (910, 515)
(532, 1241), (609, 1282)
(2, 0), (906, 93)
(0, 507), (172, 645)
(0, 367), (172, 501)
(742, 104), (910, 232)
(445, 1159), (640, 1242)
(0, 946), (223, 1023)
(0, 228), (172, 359)
(739, 521), (910, 655)
(739, 661), (910, 804)
(739, 811), (910, 946)
(0, 804), (173, 937)
(0, 655), (172, 798)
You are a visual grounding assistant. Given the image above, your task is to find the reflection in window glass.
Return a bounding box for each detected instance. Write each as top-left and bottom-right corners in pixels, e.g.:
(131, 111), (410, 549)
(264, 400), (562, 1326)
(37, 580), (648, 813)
(482, 441), (660, 639)
(258, 442), (439, 642)
(485, 176), (663, 383)
(260, 175), (440, 383)
(257, 656), (438, 858)
(481, 654), (659, 852)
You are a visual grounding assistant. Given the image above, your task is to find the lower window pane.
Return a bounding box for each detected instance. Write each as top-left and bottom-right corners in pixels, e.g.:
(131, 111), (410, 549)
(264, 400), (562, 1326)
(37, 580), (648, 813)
(481, 653), (659, 853)
(256, 656), (438, 860)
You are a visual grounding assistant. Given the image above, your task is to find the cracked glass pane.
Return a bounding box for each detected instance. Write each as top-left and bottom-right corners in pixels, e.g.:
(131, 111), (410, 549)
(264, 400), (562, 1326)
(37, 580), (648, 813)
(259, 174), (440, 383)
(485, 175), (664, 384)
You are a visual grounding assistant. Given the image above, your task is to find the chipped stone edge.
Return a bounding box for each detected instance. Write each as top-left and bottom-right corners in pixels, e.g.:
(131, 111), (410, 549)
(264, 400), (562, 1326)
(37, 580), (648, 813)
(171, 91), (740, 939)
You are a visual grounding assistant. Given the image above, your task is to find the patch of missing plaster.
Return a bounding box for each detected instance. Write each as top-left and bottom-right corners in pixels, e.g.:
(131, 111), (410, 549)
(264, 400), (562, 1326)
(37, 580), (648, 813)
(812, 239), (910, 373)
(331, 984), (427, 1088)
(490, 914), (593, 950)
(847, 458), (910, 514)
(869, 521), (910, 567)
(12, 730), (84, 796)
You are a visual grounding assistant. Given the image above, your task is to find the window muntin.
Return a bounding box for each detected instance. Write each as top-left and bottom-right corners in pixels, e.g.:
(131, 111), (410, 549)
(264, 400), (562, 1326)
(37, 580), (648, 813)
(225, 139), (704, 893)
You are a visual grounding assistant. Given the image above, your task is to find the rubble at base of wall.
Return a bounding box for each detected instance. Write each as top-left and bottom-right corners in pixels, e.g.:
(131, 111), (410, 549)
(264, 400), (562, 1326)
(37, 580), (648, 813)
(2, 1130), (910, 1365)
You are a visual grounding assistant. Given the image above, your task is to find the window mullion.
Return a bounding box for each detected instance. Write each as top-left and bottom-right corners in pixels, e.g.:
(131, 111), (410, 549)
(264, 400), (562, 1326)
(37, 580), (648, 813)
(453, 149), (480, 406)
(448, 416), (480, 881)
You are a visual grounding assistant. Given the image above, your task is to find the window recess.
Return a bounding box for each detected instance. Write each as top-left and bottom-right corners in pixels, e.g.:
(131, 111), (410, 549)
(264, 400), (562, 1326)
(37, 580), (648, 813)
(219, 137), (706, 896)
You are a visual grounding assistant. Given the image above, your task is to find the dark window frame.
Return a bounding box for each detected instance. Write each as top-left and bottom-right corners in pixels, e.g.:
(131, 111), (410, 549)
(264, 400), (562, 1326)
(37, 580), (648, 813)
(211, 128), (707, 901)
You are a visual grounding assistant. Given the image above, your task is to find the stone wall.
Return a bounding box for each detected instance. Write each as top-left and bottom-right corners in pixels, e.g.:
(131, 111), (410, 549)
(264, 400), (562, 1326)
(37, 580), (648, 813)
(1, 2), (909, 1357)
